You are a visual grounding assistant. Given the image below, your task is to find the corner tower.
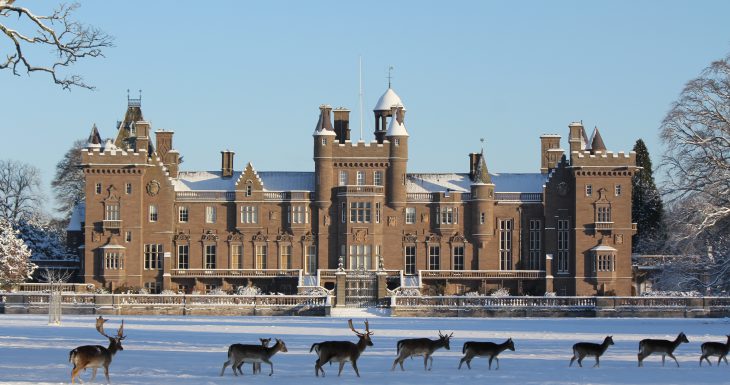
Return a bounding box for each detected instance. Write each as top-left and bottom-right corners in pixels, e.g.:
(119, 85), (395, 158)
(386, 105), (408, 209)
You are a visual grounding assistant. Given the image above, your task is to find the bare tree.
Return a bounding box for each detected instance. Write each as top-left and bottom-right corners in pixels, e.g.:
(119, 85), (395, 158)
(660, 53), (730, 239)
(52, 139), (86, 220)
(0, 1), (113, 90)
(0, 159), (43, 224)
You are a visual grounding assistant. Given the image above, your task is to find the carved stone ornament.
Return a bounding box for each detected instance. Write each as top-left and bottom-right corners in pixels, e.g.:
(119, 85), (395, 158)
(353, 229), (367, 243)
(425, 233), (441, 243)
(201, 230), (218, 242)
(228, 232), (244, 242)
(301, 232), (316, 242)
(557, 181), (568, 196)
(403, 233), (418, 243)
(614, 234), (623, 245)
(146, 180), (161, 196)
(421, 213), (429, 223)
(252, 231), (268, 242)
(450, 232), (466, 243)
(174, 232), (190, 242)
(387, 216), (397, 227)
(276, 232), (293, 242)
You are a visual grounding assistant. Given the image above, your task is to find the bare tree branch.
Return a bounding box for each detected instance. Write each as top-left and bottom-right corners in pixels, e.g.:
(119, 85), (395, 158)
(0, 2), (113, 90)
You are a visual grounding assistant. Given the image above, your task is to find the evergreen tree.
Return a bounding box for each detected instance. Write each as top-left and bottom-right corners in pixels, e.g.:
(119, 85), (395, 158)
(51, 139), (86, 222)
(0, 219), (36, 286)
(15, 215), (71, 260)
(631, 139), (666, 253)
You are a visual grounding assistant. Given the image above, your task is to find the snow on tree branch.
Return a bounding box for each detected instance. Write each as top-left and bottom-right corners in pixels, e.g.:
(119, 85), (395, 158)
(0, 1), (113, 90)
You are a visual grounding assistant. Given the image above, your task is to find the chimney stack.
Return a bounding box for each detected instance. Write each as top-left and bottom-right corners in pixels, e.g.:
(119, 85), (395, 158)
(469, 152), (480, 181)
(221, 150), (234, 178)
(333, 107), (351, 143)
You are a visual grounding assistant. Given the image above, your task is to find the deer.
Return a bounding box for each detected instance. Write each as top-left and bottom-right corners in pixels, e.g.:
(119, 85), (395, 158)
(700, 335), (730, 366)
(391, 330), (454, 371)
(459, 338), (515, 370)
(220, 338), (287, 376)
(569, 336), (614, 368)
(220, 337), (271, 376)
(69, 316), (126, 384)
(310, 319), (373, 377)
(638, 332), (689, 367)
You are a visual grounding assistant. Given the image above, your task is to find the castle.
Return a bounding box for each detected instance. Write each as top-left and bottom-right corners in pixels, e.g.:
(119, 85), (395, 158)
(68, 86), (637, 299)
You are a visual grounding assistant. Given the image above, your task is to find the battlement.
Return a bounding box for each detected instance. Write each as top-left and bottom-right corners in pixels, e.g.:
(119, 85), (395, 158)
(331, 139), (390, 158)
(81, 145), (149, 165)
(570, 150), (636, 167)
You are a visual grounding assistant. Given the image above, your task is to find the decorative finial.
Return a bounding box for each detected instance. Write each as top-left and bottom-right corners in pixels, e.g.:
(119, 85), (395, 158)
(126, 89), (130, 101)
(480, 137), (485, 153)
(387, 66), (394, 88)
(139, 89), (142, 101)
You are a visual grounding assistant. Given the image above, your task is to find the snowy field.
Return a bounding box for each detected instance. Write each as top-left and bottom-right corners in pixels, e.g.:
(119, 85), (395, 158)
(1, 314), (730, 384)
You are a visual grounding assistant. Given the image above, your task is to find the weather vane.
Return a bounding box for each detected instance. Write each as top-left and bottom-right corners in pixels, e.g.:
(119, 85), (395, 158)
(480, 137), (485, 152)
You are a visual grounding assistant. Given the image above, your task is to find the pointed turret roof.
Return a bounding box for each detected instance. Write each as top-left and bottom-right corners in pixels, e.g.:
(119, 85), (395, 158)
(590, 127), (606, 152)
(473, 150), (492, 184)
(113, 98), (145, 149)
(386, 105), (409, 137)
(87, 124), (102, 147)
(313, 104), (336, 136)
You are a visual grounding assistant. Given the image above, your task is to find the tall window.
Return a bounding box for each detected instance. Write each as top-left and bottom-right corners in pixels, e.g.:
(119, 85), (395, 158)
(585, 184), (593, 196)
(453, 245), (465, 270)
(104, 252), (123, 269)
(306, 245), (317, 274)
(231, 244), (242, 269)
(125, 231), (132, 243)
(529, 219), (541, 270)
(557, 219), (569, 273)
(125, 183), (132, 194)
(341, 202), (347, 223)
(375, 202), (381, 224)
(279, 245), (292, 269)
(178, 206), (188, 223)
(206, 206), (217, 223)
(349, 202), (371, 223)
(177, 244), (189, 269)
(614, 184), (622, 196)
(405, 246), (416, 275)
(144, 244), (163, 270)
(428, 245), (440, 270)
(374, 171), (383, 186)
(95, 183), (101, 194)
(405, 207), (416, 224)
(241, 206), (258, 224)
(596, 254), (615, 272)
(597, 206), (611, 222)
(339, 170), (348, 186)
(205, 244), (216, 269)
(105, 203), (120, 221)
(349, 244), (371, 270)
(480, 212), (485, 225)
(499, 219), (513, 270)
(289, 205), (309, 224)
(356, 171), (365, 186)
(255, 245), (267, 269)
(245, 182), (252, 197)
(438, 207), (457, 224)
(148, 205), (158, 222)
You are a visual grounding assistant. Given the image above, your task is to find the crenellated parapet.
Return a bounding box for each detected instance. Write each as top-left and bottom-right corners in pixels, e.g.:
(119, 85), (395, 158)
(570, 150), (636, 168)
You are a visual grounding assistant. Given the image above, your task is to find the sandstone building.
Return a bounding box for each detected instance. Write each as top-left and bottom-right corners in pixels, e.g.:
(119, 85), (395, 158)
(69, 87), (638, 298)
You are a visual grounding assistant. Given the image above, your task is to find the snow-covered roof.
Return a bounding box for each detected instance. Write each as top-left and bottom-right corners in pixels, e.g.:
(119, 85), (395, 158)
(386, 106), (409, 137)
(67, 203), (85, 231)
(374, 88), (406, 111)
(590, 245), (617, 252)
(406, 173), (547, 193)
(174, 171), (314, 192)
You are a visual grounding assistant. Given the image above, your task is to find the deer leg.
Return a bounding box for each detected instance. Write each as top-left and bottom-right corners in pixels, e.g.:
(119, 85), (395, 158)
(352, 360), (360, 377)
(593, 356), (599, 368)
(71, 366), (82, 384)
(391, 357), (399, 371)
(638, 353), (643, 367)
(90, 368), (97, 381)
(220, 360), (231, 376)
(570, 355), (576, 367)
(723, 355), (728, 365)
(424, 355), (429, 371)
(337, 361), (346, 376)
(495, 356), (501, 370)
(103, 365), (110, 384)
(399, 357), (405, 371)
(458, 356), (466, 370)
(577, 355), (584, 368)
(668, 353), (679, 367)
(264, 359), (273, 376)
(488, 356), (494, 370)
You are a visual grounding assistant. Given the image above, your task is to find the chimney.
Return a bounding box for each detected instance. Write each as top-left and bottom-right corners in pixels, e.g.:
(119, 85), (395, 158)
(221, 150), (234, 178)
(469, 153), (480, 181)
(540, 135), (563, 174)
(333, 107), (351, 143)
(155, 130), (174, 160)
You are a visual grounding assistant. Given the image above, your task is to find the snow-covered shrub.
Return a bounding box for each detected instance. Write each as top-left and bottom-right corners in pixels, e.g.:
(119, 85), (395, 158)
(463, 291), (482, 297)
(207, 288), (227, 295)
(490, 287), (510, 297)
(94, 287), (109, 294)
(393, 287), (421, 296)
(544, 291), (557, 297)
(160, 289), (178, 295)
(137, 287), (150, 295)
(300, 287), (329, 296)
(641, 290), (701, 297)
(236, 285), (262, 296)
(0, 219), (36, 286)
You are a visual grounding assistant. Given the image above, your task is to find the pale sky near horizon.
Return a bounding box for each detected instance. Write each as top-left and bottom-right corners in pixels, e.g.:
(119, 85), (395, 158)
(3, 0), (730, 215)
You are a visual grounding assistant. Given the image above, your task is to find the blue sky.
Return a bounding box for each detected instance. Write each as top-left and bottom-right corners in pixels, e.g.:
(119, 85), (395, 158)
(3, 1), (730, 215)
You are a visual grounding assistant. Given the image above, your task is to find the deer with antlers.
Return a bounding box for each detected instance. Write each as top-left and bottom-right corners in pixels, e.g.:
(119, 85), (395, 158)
(391, 330), (454, 371)
(69, 316), (126, 384)
(310, 319), (373, 377)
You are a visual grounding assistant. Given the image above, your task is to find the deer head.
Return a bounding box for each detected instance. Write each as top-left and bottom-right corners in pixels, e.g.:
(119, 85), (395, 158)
(95, 316), (126, 351)
(438, 330), (454, 350)
(348, 319), (374, 347)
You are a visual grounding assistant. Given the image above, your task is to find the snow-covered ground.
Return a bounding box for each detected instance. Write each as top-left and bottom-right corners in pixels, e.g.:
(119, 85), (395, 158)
(1, 314), (729, 384)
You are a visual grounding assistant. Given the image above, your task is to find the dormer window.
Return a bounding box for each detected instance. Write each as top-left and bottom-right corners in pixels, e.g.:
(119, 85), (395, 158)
(321, 138), (327, 146)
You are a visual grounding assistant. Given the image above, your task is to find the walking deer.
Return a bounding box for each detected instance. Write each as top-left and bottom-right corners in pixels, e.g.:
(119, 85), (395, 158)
(638, 332), (689, 367)
(459, 338), (515, 370)
(391, 330), (454, 371)
(700, 335), (730, 366)
(569, 336), (613, 368)
(310, 319), (373, 377)
(220, 338), (287, 376)
(221, 338), (271, 376)
(69, 316), (126, 384)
